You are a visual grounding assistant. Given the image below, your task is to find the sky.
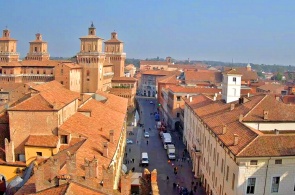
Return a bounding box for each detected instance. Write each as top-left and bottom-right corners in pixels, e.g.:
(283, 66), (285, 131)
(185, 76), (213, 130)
(1, 0), (295, 65)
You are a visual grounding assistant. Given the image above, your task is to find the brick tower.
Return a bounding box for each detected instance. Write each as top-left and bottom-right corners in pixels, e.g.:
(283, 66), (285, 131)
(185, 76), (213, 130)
(77, 23), (106, 92)
(0, 28), (19, 62)
(25, 33), (50, 61)
(104, 32), (125, 77)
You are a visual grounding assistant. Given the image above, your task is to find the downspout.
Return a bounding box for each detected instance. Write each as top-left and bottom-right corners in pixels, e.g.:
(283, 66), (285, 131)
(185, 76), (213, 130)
(263, 157), (271, 195)
(222, 148), (227, 195)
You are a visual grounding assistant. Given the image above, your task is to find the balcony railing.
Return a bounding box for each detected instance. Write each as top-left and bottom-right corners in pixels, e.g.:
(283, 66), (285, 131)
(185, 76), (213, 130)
(77, 52), (105, 56)
(27, 52), (49, 56)
(0, 52), (19, 55)
(103, 72), (114, 77)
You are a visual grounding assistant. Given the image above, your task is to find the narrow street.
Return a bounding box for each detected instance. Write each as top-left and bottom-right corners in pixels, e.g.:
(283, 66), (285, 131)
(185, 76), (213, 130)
(125, 96), (205, 195)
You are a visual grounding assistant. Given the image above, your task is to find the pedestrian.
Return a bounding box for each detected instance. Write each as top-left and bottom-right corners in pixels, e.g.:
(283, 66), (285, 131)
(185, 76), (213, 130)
(166, 176), (169, 182)
(146, 140), (149, 145)
(130, 158), (133, 163)
(187, 157), (190, 164)
(129, 148), (131, 153)
(173, 182), (176, 189)
(125, 152), (127, 157)
(132, 158), (135, 163)
(127, 160), (129, 164)
(132, 167), (135, 172)
(137, 140), (139, 144)
(179, 136), (181, 140)
(144, 129), (145, 133)
(194, 185), (197, 192)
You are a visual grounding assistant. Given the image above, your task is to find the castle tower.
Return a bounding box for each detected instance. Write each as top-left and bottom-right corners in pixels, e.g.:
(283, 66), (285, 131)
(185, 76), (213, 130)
(222, 69), (242, 103)
(0, 29), (19, 62)
(104, 32), (125, 77)
(25, 33), (50, 61)
(77, 23), (106, 92)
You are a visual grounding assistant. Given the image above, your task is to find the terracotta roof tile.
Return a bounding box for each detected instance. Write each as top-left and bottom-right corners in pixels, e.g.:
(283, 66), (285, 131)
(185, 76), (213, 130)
(25, 135), (59, 148)
(257, 84), (285, 94)
(168, 85), (221, 94)
(140, 61), (169, 65)
(223, 67), (258, 81)
(10, 81), (80, 111)
(243, 95), (295, 122)
(238, 135), (295, 157)
(141, 70), (179, 76)
(184, 71), (222, 84)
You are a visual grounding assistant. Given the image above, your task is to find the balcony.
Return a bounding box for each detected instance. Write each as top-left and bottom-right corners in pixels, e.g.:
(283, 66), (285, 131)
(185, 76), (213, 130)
(103, 72), (114, 77)
(27, 52), (49, 56)
(0, 52), (19, 56)
(77, 52), (105, 56)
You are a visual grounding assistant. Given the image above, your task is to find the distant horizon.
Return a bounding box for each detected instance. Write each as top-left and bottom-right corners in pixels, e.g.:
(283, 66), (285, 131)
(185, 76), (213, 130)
(2, 1), (295, 66)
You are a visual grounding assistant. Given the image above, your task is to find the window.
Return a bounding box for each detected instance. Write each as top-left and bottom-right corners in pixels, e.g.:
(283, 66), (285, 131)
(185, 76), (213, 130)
(233, 77), (236, 82)
(43, 69), (46, 74)
(60, 135), (68, 144)
(221, 159), (224, 173)
(34, 47), (37, 52)
(226, 166), (229, 181)
(246, 178), (256, 194)
(250, 160), (258, 165)
(232, 173), (235, 190)
(217, 152), (219, 166)
(61, 69), (63, 75)
(61, 81), (64, 85)
(177, 113), (180, 117)
(271, 177), (280, 193)
(177, 96), (181, 101)
(275, 159), (282, 164)
(36, 152), (42, 156)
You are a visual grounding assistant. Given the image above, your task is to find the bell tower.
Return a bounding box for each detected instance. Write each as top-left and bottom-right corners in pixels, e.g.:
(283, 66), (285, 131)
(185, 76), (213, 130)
(104, 31), (125, 77)
(222, 69), (242, 103)
(0, 28), (19, 62)
(77, 23), (106, 93)
(25, 33), (50, 61)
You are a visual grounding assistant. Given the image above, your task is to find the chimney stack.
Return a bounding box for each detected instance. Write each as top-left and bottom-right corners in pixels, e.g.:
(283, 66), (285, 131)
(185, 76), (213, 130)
(213, 96), (216, 101)
(4, 138), (15, 163)
(233, 134), (239, 146)
(230, 104), (235, 111)
(263, 110), (269, 120)
(189, 96), (192, 102)
(103, 142), (108, 157)
(66, 151), (77, 179)
(151, 169), (157, 183)
(274, 129), (279, 135)
(186, 94), (189, 99)
(222, 125), (227, 134)
(239, 114), (243, 122)
(49, 157), (59, 180)
(109, 130), (114, 143)
(247, 93), (250, 98)
(84, 157), (98, 179)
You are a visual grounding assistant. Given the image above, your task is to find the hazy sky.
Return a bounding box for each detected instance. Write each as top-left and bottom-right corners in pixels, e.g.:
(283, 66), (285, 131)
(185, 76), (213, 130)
(1, 0), (295, 65)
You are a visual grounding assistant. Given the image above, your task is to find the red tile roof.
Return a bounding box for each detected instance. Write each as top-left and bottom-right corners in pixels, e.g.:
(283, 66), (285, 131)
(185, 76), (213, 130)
(184, 71), (222, 84)
(168, 85), (221, 94)
(257, 84), (285, 94)
(238, 134), (295, 157)
(223, 67), (258, 81)
(243, 95), (295, 122)
(25, 135), (59, 148)
(141, 70), (176, 76)
(10, 81), (80, 111)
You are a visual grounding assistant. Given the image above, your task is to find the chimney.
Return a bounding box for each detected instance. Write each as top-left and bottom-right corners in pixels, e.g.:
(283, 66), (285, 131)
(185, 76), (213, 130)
(120, 171), (131, 195)
(189, 96), (192, 102)
(85, 157), (98, 179)
(186, 94), (189, 99)
(247, 93), (250, 98)
(34, 164), (46, 192)
(49, 157), (59, 180)
(213, 96), (216, 101)
(263, 110), (269, 120)
(275, 96), (280, 101)
(109, 130), (114, 143)
(66, 151), (77, 179)
(233, 134), (239, 146)
(103, 142), (108, 157)
(239, 114), (243, 122)
(222, 125), (227, 134)
(4, 138), (15, 163)
(230, 103), (235, 111)
(274, 129), (279, 135)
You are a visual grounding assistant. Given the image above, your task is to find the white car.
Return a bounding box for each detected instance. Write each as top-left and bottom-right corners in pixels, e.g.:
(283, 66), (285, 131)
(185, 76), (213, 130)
(126, 139), (133, 144)
(144, 132), (150, 138)
(150, 101), (153, 104)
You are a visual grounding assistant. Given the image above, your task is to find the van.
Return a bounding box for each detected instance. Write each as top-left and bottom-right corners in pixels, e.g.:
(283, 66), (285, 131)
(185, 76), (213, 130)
(141, 152), (149, 166)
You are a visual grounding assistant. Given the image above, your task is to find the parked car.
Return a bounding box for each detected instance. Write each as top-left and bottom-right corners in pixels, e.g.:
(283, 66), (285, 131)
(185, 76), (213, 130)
(150, 101), (153, 104)
(126, 139), (133, 144)
(144, 132), (150, 138)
